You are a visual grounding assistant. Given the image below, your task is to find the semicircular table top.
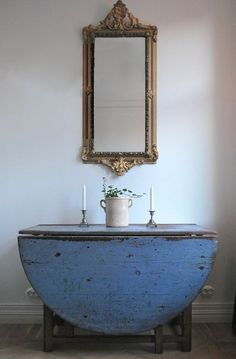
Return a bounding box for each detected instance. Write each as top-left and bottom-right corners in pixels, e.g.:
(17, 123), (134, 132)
(18, 224), (217, 334)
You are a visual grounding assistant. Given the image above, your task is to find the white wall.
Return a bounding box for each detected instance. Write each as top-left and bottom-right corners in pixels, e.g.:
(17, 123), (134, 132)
(0, 0), (236, 321)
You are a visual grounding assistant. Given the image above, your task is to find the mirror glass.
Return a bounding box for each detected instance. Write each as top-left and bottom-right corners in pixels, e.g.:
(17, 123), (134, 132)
(94, 37), (145, 152)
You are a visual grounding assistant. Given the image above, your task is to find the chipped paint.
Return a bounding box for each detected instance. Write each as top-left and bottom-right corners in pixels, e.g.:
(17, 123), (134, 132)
(18, 225), (217, 335)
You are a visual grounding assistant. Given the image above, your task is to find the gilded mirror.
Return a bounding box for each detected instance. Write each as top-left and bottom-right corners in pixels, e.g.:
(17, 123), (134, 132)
(82, 0), (158, 175)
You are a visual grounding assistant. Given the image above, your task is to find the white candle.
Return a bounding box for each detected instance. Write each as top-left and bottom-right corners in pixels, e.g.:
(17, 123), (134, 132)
(150, 185), (154, 211)
(82, 184), (86, 210)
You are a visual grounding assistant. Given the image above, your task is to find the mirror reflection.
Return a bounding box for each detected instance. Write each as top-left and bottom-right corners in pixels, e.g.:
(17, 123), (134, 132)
(94, 37), (145, 152)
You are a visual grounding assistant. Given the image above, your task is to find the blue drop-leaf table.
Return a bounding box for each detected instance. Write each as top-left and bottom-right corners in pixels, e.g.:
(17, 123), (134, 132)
(18, 224), (217, 354)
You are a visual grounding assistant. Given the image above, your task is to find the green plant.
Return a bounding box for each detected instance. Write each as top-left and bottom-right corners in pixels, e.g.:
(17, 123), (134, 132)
(102, 177), (145, 198)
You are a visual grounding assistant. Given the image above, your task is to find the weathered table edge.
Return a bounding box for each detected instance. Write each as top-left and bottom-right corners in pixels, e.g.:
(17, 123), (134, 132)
(18, 223), (217, 237)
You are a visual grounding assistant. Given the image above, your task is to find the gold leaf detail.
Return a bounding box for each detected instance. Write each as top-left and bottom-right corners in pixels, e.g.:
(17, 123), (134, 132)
(85, 86), (91, 96)
(82, 147), (89, 161)
(151, 144), (158, 161)
(147, 90), (153, 100)
(99, 0), (140, 31)
(83, 2), (157, 40)
(100, 158), (144, 176)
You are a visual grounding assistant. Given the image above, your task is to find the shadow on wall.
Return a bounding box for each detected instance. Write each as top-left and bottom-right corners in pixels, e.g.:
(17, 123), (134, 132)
(211, 3), (236, 303)
(0, 236), (29, 303)
(157, 16), (216, 223)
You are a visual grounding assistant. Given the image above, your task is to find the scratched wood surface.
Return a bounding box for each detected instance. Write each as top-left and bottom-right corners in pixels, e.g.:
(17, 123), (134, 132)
(19, 224), (217, 237)
(18, 226), (217, 335)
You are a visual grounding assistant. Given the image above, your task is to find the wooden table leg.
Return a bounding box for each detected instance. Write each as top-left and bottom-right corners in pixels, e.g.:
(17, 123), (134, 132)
(154, 325), (163, 354)
(181, 304), (192, 352)
(42, 304), (192, 354)
(43, 304), (54, 352)
(65, 321), (74, 337)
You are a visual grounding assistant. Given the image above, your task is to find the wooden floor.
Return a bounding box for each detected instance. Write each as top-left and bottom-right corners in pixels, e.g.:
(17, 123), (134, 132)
(0, 323), (236, 358)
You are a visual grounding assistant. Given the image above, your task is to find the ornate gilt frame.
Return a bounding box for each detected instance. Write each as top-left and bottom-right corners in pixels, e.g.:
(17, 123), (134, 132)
(82, 0), (158, 176)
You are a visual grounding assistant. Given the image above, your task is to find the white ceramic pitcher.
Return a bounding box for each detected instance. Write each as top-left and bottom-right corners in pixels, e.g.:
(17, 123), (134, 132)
(100, 197), (133, 227)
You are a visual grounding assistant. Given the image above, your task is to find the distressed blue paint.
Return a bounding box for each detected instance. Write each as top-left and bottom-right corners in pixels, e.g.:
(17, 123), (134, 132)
(18, 227), (217, 334)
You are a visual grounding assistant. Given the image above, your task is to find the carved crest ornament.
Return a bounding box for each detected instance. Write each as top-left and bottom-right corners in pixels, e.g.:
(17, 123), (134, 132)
(83, 0), (157, 40)
(82, 0), (158, 176)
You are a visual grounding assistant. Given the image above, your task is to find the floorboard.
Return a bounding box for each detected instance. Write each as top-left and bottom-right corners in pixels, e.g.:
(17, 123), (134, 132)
(0, 324), (235, 358)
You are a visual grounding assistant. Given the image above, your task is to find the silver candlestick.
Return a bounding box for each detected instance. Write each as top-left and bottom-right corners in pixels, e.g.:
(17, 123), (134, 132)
(146, 210), (157, 227)
(79, 210), (89, 227)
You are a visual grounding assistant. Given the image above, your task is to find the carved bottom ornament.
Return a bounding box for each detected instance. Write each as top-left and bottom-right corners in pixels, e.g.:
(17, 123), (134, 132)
(82, 145), (158, 176)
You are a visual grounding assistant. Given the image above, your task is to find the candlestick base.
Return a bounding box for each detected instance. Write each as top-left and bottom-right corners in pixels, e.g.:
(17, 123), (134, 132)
(146, 210), (157, 227)
(79, 210), (89, 227)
